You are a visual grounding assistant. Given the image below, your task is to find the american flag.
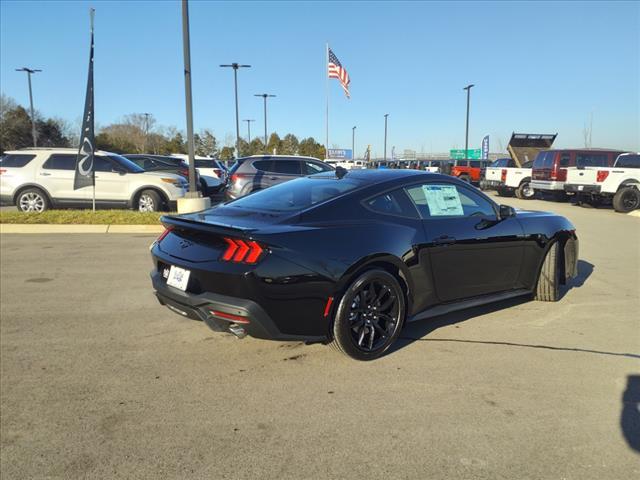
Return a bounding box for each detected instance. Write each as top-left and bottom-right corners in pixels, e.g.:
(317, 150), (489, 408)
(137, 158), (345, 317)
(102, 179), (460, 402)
(328, 47), (350, 98)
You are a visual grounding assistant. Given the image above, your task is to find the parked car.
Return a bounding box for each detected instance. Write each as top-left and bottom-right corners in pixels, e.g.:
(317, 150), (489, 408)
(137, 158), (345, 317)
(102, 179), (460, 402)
(150, 169), (578, 360)
(170, 155), (227, 180)
(531, 149), (624, 200)
(564, 152), (640, 212)
(480, 158), (516, 190)
(225, 155), (334, 200)
(0, 148), (187, 212)
(483, 160), (535, 199)
(124, 154), (204, 190)
(449, 159), (491, 184)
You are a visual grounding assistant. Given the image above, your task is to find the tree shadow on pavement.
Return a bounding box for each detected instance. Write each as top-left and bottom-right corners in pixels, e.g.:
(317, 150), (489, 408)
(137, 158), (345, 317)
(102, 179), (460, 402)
(622, 375), (640, 453)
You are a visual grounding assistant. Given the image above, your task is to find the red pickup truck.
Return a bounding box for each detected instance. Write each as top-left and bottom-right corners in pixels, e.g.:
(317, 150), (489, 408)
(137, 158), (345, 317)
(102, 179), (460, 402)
(449, 160), (491, 183)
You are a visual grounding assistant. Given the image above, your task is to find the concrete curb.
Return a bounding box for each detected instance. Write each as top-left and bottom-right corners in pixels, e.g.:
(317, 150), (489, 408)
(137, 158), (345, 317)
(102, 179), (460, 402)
(0, 224), (164, 234)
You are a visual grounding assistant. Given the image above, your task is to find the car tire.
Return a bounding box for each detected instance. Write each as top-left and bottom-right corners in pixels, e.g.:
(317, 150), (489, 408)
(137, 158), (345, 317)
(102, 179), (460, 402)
(535, 242), (560, 302)
(612, 187), (640, 213)
(516, 180), (535, 200)
(137, 189), (162, 212)
(496, 187), (512, 197)
(17, 187), (50, 213)
(330, 269), (405, 361)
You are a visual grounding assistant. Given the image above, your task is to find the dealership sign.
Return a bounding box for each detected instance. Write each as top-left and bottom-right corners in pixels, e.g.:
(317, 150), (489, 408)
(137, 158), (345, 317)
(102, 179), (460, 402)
(449, 149), (481, 160)
(327, 148), (353, 160)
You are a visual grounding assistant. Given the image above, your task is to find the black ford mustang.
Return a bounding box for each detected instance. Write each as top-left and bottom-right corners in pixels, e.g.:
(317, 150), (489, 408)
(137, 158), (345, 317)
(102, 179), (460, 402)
(150, 169), (578, 360)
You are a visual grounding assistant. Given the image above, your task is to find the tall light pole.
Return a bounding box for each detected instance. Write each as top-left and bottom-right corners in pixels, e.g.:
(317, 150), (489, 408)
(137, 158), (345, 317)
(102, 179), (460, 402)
(352, 126), (356, 161)
(220, 63), (251, 158)
(254, 93), (276, 152)
(463, 84), (474, 165)
(15, 67), (42, 147)
(180, 0), (198, 196)
(243, 119), (255, 143)
(142, 112), (151, 152)
(383, 114), (389, 161)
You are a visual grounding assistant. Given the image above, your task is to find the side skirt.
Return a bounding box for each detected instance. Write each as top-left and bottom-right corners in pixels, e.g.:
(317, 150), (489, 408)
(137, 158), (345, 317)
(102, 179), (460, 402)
(407, 289), (532, 323)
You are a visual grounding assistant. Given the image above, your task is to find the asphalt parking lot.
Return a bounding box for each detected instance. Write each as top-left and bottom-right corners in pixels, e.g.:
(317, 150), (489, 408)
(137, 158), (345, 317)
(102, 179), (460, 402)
(1, 193), (639, 479)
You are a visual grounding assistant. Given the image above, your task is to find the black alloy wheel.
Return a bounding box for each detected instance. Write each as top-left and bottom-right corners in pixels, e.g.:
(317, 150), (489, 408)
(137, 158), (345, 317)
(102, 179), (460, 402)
(331, 270), (405, 360)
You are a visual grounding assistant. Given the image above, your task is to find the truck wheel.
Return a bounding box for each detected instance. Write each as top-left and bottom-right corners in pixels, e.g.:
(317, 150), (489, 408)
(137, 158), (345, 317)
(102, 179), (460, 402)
(516, 181), (535, 200)
(496, 187), (512, 197)
(535, 242), (560, 302)
(613, 187), (640, 213)
(330, 270), (405, 361)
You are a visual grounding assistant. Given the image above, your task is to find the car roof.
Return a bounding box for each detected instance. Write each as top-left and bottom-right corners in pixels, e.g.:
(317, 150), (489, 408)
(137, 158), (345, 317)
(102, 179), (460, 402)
(5, 147), (119, 156)
(311, 168), (447, 185)
(239, 155), (323, 162)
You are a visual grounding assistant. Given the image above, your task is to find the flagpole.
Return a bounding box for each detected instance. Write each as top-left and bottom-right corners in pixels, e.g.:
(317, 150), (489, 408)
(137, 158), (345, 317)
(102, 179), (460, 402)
(90, 8), (95, 212)
(325, 42), (329, 157)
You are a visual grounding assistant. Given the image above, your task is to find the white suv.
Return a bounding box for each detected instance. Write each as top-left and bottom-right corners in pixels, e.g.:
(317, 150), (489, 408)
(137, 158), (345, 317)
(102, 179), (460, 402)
(0, 148), (187, 212)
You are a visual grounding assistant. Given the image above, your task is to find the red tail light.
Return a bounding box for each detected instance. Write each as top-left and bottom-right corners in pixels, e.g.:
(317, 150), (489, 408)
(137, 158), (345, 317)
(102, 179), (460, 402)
(179, 168), (189, 177)
(553, 168), (567, 182)
(0, 169), (6, 175)
(222, 237), (264, 264)
(501, 169), (507, 182)
(156, 226), (173, 243)
(596, 170), (609, 182)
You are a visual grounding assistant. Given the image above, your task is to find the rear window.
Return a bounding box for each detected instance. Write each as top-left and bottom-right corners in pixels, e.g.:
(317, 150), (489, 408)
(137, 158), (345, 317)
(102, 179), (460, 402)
(0, 154), (36, 168)
(491, 158), (512, 168)
(533, 151), (556, 169)
(576, 153), (608, 168)
(229, 176), (362, 212)
(615, 154), (640, 168)
(194, 159), (214, 169)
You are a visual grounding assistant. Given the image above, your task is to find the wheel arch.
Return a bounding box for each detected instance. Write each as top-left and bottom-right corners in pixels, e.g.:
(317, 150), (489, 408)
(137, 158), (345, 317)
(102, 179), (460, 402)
(129, 185), (170, 210)
(12, 183), (54, 206)
(617, 179), (639, 191)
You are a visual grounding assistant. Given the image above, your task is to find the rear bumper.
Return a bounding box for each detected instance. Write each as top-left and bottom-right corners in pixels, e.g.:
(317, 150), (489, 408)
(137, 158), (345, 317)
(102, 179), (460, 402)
(482, 179), (505, 189)
(0, 194), (13, 206)
(531, 180), (565, 191)
(564, 184), (601, 194)
(151, 270), (324, 342)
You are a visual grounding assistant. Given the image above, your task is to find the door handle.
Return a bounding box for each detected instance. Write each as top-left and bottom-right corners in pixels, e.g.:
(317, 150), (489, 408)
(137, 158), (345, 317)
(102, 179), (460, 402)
(433, 235), (456, 246)
(40, 172), (51, 176)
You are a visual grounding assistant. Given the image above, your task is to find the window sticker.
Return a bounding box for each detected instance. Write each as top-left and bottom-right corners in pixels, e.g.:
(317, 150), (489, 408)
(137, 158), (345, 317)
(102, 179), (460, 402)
(422, 185), (463, 216)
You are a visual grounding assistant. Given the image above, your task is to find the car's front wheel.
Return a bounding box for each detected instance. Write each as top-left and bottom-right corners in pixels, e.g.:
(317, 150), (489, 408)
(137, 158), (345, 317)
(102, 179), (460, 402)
(17, 188), (49, 212)
(137, 189), (162, 212)
(331, 269), (405, 360)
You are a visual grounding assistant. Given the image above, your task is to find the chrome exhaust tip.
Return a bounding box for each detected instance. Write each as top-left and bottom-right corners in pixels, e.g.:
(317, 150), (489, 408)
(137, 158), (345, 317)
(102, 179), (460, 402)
(228, 323), (247, 339)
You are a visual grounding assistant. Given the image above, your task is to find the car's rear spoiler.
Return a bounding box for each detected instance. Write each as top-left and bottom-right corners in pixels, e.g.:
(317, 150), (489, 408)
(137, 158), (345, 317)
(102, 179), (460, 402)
(160, 215), (257, 237)
(507, 133), (557, 167)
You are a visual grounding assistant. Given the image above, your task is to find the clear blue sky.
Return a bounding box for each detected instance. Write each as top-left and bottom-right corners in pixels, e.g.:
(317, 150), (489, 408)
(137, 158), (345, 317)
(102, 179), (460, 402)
(1, 0), (638, 156)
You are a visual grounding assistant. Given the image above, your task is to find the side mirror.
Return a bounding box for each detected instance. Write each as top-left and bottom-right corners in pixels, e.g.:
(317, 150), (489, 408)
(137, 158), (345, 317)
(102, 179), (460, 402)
(499, 204), (516, 219)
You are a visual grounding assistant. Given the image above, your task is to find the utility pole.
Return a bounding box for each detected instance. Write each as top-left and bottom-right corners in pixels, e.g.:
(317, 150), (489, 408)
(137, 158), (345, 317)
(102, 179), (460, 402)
(142, 112), (151, 152)
(243, 119), (255, 143)
(220, 63), (251, 157)
(254, 93), (276, 152)
(15, 67), (42, 147)
(181, 0), (198, 196)
(463, 84), (474, 166)
(383, 114), (389, 161)
(352, 126), (356, 161)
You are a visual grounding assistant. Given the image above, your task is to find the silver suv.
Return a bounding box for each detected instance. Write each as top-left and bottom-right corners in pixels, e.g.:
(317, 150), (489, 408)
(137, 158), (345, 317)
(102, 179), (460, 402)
(225, 155), (334, 200)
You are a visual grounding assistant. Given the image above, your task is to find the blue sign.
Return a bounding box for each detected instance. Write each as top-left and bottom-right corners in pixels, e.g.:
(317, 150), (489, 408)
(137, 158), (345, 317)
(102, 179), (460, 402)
(327, 148), (353, 160)
(481, 135), (490, 160)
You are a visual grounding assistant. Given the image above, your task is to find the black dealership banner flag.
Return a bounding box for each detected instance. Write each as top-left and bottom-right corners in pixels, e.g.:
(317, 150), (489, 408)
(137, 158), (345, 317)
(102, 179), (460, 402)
(74, 8), (95, 191)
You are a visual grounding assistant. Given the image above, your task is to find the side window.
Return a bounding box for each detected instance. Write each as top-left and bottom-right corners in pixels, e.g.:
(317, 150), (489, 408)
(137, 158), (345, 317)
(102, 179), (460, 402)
(93, 156), (115, 172)
(0, 154), (36, 168)
(405, 183), (496, 219)
(364, 189), (418, 218)
(42, 154), (76, 170)
(522, 160), (533, 168)
(616, 155), (640, 168)
(271, 160), (301, 175)
(194, 160), (212, 169)
(304, 161), (332, 175)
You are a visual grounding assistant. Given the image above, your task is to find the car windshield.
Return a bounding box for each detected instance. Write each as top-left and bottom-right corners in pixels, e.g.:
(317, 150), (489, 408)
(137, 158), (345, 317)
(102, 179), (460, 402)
(228, 176), (363, 212)
(109, 154), (145, 173)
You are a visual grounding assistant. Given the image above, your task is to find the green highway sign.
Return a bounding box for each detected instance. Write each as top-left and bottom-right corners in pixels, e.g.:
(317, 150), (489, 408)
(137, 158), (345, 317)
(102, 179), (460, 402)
(449, 149), (481, 159)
